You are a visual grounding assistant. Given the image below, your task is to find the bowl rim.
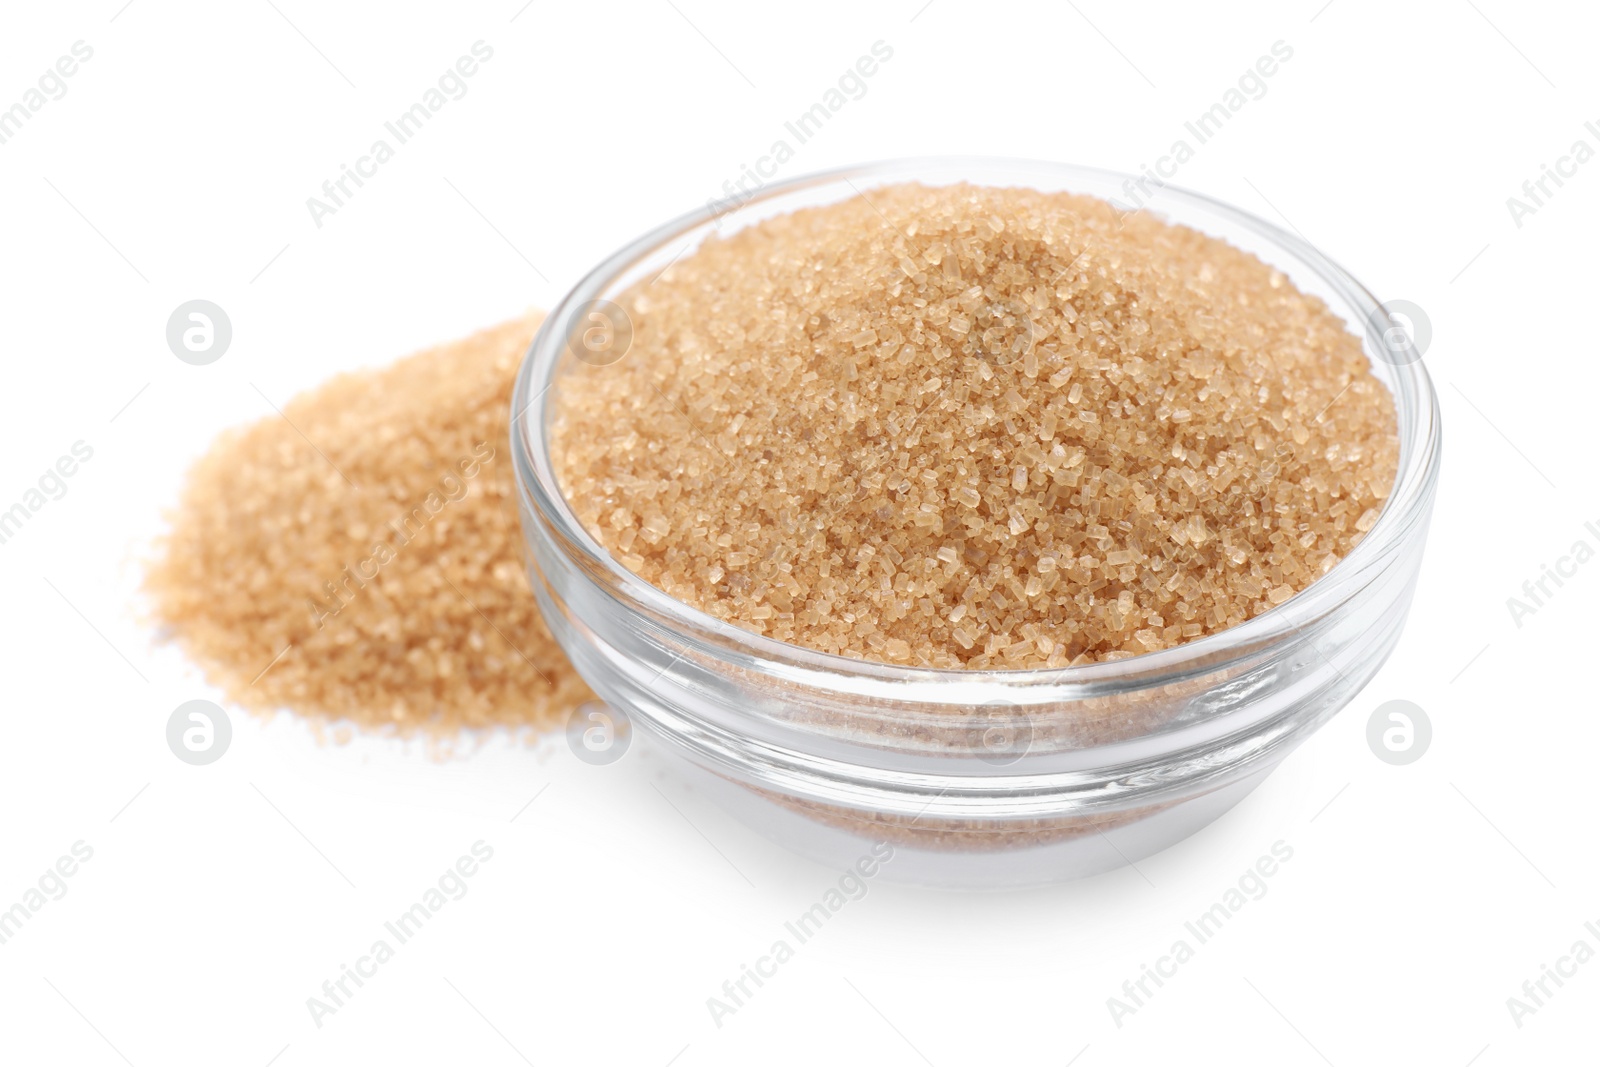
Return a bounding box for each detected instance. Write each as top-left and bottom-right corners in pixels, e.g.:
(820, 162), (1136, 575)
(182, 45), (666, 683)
(512, 155), (1442, 694)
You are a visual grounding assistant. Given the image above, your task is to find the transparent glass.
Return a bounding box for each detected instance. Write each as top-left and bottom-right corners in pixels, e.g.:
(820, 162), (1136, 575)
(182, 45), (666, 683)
(512, 158), (1442, 888)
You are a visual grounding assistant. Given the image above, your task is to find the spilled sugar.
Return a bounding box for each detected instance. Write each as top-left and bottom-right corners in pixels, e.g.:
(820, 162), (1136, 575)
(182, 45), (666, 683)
(146, 314), (591, 738)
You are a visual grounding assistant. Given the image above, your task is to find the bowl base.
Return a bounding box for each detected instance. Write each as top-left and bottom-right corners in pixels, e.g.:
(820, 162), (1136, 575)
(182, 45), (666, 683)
(661, 741), (1273, 890)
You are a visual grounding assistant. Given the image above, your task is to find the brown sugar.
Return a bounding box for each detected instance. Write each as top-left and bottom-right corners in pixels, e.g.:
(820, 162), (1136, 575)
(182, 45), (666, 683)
(550, 183), (1399, 669)
(146, 313), (592, 735)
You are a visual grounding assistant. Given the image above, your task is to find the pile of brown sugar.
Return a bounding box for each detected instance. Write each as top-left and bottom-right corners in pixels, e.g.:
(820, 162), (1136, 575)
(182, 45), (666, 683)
(551, 183), (1399, 669)
(147, 314), (592, 735)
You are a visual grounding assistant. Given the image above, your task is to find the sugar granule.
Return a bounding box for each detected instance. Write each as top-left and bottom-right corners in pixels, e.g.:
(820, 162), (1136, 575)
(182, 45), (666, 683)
(551, 183), (1400, 669)
(147, 314), (592, 735)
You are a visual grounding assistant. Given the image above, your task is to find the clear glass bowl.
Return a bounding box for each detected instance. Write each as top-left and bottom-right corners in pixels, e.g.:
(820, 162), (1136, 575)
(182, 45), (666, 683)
(512, 158), (1442, 889)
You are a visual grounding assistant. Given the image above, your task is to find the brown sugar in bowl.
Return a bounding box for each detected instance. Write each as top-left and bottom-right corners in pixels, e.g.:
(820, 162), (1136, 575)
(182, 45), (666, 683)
(513, 159), (1441, 888)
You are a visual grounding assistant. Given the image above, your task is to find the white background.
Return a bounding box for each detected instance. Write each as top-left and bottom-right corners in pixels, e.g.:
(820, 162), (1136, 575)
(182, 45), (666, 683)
(0, 1), (1594, 1063)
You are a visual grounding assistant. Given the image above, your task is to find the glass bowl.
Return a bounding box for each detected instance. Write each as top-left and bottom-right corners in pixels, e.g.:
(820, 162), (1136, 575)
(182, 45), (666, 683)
(511, 158), (1442, 889)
